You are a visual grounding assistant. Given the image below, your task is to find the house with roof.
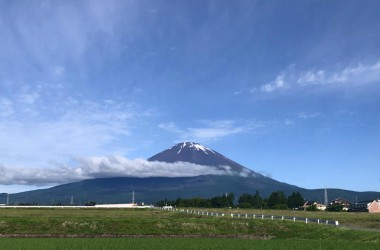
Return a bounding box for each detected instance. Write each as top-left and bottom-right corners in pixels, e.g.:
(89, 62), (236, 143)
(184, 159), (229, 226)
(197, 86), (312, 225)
(302, 201), (326, 211)
(331, 198), (351, 211)
(349, 200), (380, 213)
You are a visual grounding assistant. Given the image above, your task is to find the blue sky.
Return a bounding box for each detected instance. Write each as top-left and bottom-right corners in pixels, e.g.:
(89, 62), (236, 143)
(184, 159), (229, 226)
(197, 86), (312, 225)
(1, 0), (379, 193)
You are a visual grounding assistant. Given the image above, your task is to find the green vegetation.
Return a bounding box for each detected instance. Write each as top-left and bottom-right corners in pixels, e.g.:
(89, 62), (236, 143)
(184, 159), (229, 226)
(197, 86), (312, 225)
(207, 207), (380, 230)
(238, 191), (263, 208)
(287, 192), (305, 209)
(326, 203), (345, 212)
(157, 192), (235, 208)
(238, 191), (304, 209)
(157, 190), (373, 215)
(306, 204), (319, 211)
(267, 191), (288, 209)
(158, 191), (306, 210)
(0, 208), (379, 244)
(0, 238), (379, 250)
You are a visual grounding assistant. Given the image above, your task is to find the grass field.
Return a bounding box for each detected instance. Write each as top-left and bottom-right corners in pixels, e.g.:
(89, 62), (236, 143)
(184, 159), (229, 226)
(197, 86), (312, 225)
(203, 208), (380, 230)
(0, 238), (379, 250)
(0, 208), (379, 249)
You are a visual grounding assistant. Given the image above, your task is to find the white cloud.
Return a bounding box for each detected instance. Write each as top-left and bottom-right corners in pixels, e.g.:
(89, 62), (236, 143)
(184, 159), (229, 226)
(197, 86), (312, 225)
(0, 82), (144, 168)
(297, 70), (327, 85)
(0, 156), (238, 186)
(53, 66), (66, 77)
(76, 156), (235, 179)
(296, 63), (376, 86)
(0, 1), (139, 86)
(18, 92), (40, 105)
(186, 127), (243, 141)
(159, 120), (263, 142)
(284, 119), (294, 126)
(260, 74), (286, 92)
(298, 112), (321, 119)
(158, 122), (183, 134)
(258, 60), (380, 94)
(0, 98), (13, 117)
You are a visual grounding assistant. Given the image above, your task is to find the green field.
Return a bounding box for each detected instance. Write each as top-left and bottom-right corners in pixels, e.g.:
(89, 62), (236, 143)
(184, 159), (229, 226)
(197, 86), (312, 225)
(207, 208), (380, 230)
(0, 238), (379, 250)
(0, 208), (379, 249)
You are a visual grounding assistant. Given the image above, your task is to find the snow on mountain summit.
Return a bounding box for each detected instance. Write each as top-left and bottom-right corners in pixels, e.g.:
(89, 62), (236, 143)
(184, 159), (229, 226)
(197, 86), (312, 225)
(173, 142), (215, 155)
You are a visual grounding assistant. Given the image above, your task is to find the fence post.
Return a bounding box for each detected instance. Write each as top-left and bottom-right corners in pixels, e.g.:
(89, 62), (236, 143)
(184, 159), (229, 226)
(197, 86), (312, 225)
(253, 214), (256, 219)
(271, 216), (274, 220)
(305, 218), (308, 224)
(317, 219), (319, 224)
(238, 214), (240, 218)
(293, 217), (296, 222)
(262, 215), (264, 220)
(231, 213), (234, 218)
(281, 216), (284, 220)
(245, 214), (248, 218)
(326, 220), (328, 225)
(335, 221), (339, 226)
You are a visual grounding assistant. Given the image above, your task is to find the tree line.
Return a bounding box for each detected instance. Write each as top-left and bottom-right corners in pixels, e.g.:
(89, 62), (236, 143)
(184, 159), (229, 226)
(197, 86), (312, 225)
(156, 190), (305, 210)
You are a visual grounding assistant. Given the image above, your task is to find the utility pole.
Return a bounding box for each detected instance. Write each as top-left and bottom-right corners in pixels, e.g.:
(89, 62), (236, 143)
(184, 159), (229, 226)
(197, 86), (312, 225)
(6, 193), (9, 205)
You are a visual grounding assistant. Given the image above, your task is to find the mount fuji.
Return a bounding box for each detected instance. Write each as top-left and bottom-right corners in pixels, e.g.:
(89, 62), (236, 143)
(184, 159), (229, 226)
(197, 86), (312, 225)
(148, 142), (258, 177)
(4, 142), (379, 205)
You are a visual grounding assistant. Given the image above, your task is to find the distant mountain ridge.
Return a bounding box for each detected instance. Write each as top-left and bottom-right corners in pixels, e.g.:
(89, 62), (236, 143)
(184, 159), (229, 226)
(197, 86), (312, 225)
(4, 142), (380, 205)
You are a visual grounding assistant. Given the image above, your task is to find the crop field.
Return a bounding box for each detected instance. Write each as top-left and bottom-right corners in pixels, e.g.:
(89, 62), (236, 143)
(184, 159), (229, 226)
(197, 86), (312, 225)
(0, 208), (379, 249)
(0, 238), (379, 250)
(203, 208), (380, 230)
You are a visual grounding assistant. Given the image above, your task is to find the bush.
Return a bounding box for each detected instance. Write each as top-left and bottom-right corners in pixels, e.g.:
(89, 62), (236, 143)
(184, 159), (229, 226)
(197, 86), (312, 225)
(326, 203), (344, 212)
(306, 205), (318, 211)
(239, 202), (252, 208)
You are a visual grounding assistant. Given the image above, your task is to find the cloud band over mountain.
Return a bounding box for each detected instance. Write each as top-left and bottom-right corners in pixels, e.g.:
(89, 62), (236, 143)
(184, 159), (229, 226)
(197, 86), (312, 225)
(0, 156), (241, 187)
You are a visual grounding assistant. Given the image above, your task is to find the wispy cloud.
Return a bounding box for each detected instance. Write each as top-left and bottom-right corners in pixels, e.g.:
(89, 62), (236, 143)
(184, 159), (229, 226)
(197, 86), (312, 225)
(158, 122), (182, 134)
(0, 1), (139, 86)
(0, 156), (238, 186)
(258, 61), (380, 93)
(159, 120), (264, 142)
(260, 74), (286, 93)
(0, 83), (146, 168)
(297, 61), (380, 87)
(18, 92), (40, 105)
(284, 119), (294, 126)
(0, 98), (14, 117)
(298, 112), (321, 119)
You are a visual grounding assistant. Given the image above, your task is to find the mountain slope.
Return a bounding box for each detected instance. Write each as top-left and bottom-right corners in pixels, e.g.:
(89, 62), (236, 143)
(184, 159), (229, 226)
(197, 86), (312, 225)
(4, 175), (379, 205)
(6, 142), (380, 205)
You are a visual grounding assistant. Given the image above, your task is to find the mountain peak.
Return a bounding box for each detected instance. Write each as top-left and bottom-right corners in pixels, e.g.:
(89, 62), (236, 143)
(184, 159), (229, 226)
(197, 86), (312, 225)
(171, 142), (215, 155)
(148, 142), (259, 177)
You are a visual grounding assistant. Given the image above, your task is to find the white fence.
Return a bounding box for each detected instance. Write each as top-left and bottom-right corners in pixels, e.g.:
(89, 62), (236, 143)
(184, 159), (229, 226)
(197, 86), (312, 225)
(160, 207), (339, 226)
